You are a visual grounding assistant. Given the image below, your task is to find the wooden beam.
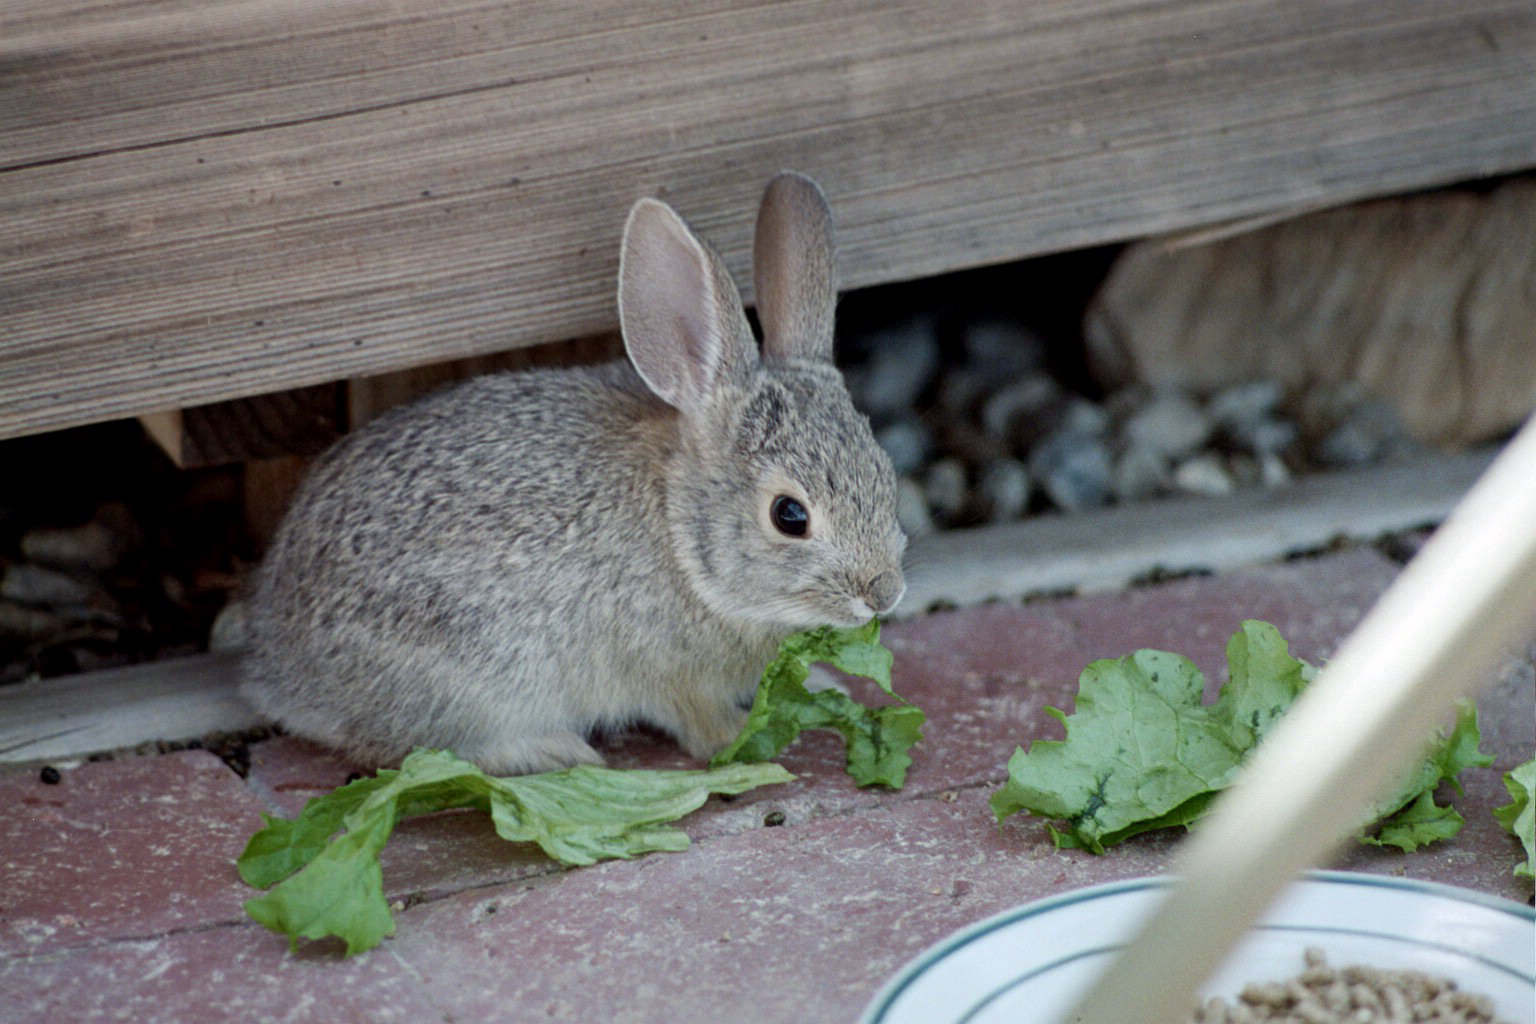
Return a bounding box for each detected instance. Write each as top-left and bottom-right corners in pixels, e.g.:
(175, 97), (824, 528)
(139, 382), (342, 468)
(0, 450), (1492, 764)
(2, 0), (1533, 440)
(0, 653), (257, 767)
(242, 454), (315, 549)
(137, 410), (186, 468)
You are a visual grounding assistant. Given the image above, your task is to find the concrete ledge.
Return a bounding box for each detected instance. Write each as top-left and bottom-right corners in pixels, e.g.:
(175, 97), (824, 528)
(0, 450), (1494, 766)
(896, 449), (1494, 616)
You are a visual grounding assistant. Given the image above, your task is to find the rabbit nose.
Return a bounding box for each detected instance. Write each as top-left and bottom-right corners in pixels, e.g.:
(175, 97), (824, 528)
(863, 572), (906, 615)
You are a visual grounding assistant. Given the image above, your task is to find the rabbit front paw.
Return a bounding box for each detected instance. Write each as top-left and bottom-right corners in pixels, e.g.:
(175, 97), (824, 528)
(471, 732), (606, 776)
(669, 697), (751, 763)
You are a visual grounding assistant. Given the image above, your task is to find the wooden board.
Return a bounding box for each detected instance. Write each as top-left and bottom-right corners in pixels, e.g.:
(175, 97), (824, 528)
(2, 0), (1533, 440)
(0, 652), (258, 766)
(0, 450), (1492, 765)
(140, 382), (342, 467)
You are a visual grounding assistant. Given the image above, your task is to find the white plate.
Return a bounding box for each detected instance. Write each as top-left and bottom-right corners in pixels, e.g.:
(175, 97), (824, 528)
(861, 872), (1535, 1024)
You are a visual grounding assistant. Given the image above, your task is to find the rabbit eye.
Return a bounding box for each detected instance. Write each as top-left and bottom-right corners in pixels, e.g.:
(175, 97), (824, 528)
(770, 495), (809, 538)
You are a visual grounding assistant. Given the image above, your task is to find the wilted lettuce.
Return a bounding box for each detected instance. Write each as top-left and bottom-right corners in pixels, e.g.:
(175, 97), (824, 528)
(1493, 757), (1535, 881)
(710, 619), (925, 788)
(239, 751), (791, 954)
(991, 620), (1491, 854)
(240, 622), (923, 954)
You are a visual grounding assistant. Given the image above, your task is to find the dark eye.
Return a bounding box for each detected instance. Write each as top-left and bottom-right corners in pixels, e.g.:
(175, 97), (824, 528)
(770, 495), (809, 538)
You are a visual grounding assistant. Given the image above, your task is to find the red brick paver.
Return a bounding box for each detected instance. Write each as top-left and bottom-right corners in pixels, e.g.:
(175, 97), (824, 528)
(0, 751), (268, 957)
(1, 550), (1530, 1023)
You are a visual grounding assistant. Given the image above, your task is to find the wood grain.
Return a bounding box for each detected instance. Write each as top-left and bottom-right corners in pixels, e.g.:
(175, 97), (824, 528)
(140, 382), (342, 467)
(2, 0), (1533, 440)
(0, 652), (257, 766)
(346, 331), (622, 428)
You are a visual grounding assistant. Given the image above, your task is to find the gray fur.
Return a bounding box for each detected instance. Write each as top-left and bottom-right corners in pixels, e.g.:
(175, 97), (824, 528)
(242, 174), (906, 774)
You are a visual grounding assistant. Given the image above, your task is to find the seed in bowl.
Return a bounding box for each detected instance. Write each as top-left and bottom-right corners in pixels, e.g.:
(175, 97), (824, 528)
(1190, 948), (1513, 1024)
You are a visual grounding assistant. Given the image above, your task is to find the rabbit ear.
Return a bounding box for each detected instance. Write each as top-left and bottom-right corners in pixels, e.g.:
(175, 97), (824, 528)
(619, 197), (756, 415)
(753, 172), (836, 365)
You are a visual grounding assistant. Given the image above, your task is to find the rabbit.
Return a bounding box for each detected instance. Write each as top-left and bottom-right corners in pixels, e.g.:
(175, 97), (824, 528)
(241, 172), (908, 775)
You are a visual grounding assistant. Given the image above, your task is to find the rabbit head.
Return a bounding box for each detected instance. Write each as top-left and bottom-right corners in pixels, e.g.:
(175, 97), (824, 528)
(619, 173), (907, 632)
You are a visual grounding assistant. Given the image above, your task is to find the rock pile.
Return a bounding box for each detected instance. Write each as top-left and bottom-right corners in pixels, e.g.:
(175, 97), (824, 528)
(841, 316), (1422, 539)
(0, 425), (247, 685)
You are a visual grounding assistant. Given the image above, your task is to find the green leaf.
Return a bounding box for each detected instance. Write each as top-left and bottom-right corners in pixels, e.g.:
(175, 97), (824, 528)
(991, 620), (1486, 856)
(1356, 701), (1492, 849)
(989, 642), (1254, 852)
(710, 620), (924, 788)
(239, 750), (791, 954)
(1360, 790), (1465, 852)
(1210, 619), (1315, 749)
(1431, 700), (1498, 784)
(1493, 757), (1535, 881)
(236, 774), (396, 889)
(244, 811), (398, 955)
(485, 761), (792, 866)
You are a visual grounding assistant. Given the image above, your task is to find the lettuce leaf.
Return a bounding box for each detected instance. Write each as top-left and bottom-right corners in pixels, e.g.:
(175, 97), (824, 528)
(709, 619), (925, 788)
(1493, 757), (1535, 880)
(1358, 701), (1492, 852)
(989, 622), (1306, 853)
(991, 620), (1490, 855)
(240, 751), (791, 954)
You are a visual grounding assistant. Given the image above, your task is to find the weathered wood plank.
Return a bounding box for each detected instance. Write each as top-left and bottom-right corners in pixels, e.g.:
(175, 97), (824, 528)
(0, 450), (1492, 764)
(2, 0), (1533, 439)
(0, 652), (257, 766)
(141, 382), (341, 467)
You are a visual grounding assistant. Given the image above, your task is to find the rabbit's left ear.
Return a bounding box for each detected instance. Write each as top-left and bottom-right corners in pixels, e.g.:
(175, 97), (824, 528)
(619, 197), (757, 416)
(753, 172), (836, 365)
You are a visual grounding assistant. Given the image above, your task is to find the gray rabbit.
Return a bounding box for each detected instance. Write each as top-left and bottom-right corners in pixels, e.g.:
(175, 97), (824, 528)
(242, 173), (907, 774)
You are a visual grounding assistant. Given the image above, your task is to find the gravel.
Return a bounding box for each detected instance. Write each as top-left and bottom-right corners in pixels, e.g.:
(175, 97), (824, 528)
(1123, 388), (1211, 459)
(843, 319), (940, 421)
(875, 418), (933, 477)
(20, 519), (125, 573)
(1173, 453), (1237, 498)
(1030, 430), (1112, 513)
(835, 303), (1423, 531)
(922, 458), (970, 523)
(980, 373), (1061, 443)
(975, 458), (1032, 523)
(0, 422), (249, 687)
(894, 477), (937, 539)
(1, 564), (93, 606)
(1112, 444), (1171, 504)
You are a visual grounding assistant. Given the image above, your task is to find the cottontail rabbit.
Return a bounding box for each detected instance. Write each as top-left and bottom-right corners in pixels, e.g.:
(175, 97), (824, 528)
(242, 173), (907, 774)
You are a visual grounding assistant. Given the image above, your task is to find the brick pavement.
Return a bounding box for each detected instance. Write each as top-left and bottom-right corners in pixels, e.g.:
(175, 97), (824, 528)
(2, 549), (1531, 1023)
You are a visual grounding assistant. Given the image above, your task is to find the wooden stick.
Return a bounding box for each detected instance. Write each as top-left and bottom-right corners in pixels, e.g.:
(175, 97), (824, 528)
(1060, 412), (1536, 1024)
